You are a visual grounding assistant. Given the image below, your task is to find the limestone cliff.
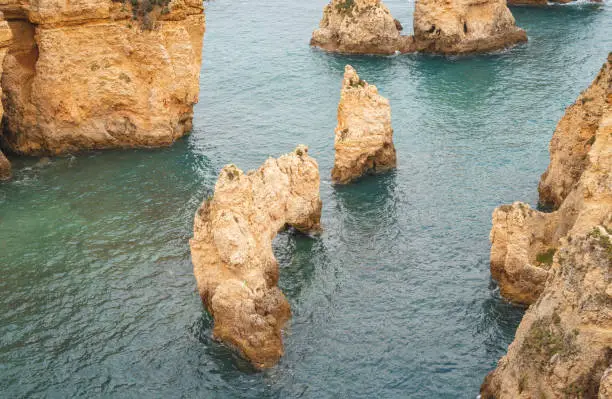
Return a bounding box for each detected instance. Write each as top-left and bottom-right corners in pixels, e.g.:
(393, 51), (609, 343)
(481, 228), (612, 398)
(539, 56), (611, 210)
(0, 11), (11, 180)
(413, 0), (527, 54)
(332, 65), (396, 184)
(0, 0), (205, 155)
(310, 0), (415, 55)
(490, 54), (611, 306)
(190, 146), (322, 369)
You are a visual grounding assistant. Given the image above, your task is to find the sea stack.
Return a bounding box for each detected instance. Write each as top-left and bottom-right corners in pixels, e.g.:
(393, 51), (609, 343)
(0, 0), (205, 156)
(310, 0), (415, 55)
(332, 65), (397, 184)
(489, 54), (611, 305)
(0, 11), (12, 181)
(413, 0), (527, 54)
(190, 146), (322, 369)
(482, 54), (611, 398)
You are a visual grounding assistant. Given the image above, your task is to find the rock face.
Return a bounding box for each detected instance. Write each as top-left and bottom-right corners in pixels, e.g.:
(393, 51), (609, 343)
(0, 0), (205, 155)
(190, 146), (322, 369)
(0, 11), (11, 181)
(332, 65), (396, 184)
(413, 0), (527, 54)
(490, 54), (612, 305)
(482, 55), (611, 398)
(481, 228), (612, 399)
(310, 0), (415, 55)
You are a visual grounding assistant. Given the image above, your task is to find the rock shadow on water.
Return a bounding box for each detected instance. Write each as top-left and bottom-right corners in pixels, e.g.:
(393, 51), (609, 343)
(332, 171), (400, 246)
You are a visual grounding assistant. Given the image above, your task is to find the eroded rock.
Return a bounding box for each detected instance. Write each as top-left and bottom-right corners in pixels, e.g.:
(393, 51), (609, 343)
(0, 0), (205, 155)
(414, 0), (528, 54)
(0, 11), (12, 181)
(332, 65), (396, 184)
(190, 146), (322, 369)
(310, 0), (415, 55)
(489, 54), (612, 305)
(481, 228), (612, 398)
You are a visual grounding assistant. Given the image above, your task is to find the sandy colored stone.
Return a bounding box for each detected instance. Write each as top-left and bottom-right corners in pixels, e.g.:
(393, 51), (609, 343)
(0, 0), (205, 155)
(0, 11), (12, 181)
(190, 146), (322, 369)
(413, 0), (527, 54)
(481, 228), (612, 398)
(489, 54), (612, 305)
(310, 0), (415, 55)
(539, 55), (611, 210)
(332, 65), (396, 184)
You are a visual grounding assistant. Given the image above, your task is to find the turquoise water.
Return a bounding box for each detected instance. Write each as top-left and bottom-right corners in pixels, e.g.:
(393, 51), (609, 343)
(1, 1), (611, 397)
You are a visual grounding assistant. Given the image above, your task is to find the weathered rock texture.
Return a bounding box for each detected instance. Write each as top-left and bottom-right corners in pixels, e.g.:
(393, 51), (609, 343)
(311, 0), (527, 55)
(0, 0), (205, 155)
(0, 11), (11, 180)
(332, 65), (396, 184)
(482, 54), (612, 398)
(490, 54), (611, 305)
(190, 146), (322, 369)
(413, 0), (528, 54)
(481, 228), (612, 399)
(310, 0), (415, 55)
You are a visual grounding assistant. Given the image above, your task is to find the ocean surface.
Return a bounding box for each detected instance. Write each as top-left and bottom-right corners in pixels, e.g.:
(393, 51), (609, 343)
(1, 1), (611, 397)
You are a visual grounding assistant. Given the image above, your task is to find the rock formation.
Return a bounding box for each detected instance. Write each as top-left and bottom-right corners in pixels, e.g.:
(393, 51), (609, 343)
(0, 11), (11, 181)
(332, 65), (396, 184)
(482, 54), (611, 397)
(311, 0), (527, 55)
(310, 0), (415, 55)
(190, 146), (322, 369)
(0, 0), (205, 156)
(413, 0), (528, 54)
(489, 54), (611, 305)
(481, 228), (612, 399)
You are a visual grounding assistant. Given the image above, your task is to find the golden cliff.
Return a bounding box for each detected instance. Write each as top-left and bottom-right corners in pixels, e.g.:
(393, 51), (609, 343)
(311, 0), (526, 55)
(0, 0), (205, 156)
(190, 146), (322, 369)
(490, 54), (611, 305)
(310, 0), (414, 55)
(0, 11), (11, 180)
(332, 65), (396, 184)
(482, 54), (611, 398)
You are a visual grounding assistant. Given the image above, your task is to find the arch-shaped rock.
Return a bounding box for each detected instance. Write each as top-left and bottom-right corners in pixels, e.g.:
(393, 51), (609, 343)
(190, 146), (322, 369)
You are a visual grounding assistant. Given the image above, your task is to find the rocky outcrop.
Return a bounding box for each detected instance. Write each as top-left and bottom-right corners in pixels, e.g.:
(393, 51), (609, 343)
(0, 11), (11, 181)
(311, 0), (527, 56)
(481, 228), (612, 399)
(332, 65), (396, 184)
(190, 146), (322, 369)
(413, 0), (527, 54)
(0, 0), (205, 155)
(539, 56), (611, 210)
(310, 0), (415, 55)
(489, 54), (611, 305)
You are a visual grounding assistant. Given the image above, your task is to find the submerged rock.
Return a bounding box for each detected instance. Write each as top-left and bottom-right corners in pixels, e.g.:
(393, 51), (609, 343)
(0, 149), (10, 181)
(0, 0), (205, 155)
(414, 0), (528, 54)
(332, 65), (396, 184)
(190, 146), (322, 369)
(310, 0), (415, 55)
(490, 54), (611, 305)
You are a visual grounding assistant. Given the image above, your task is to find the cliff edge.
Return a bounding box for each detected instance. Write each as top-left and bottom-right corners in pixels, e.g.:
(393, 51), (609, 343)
(0, 0), (205, 155)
